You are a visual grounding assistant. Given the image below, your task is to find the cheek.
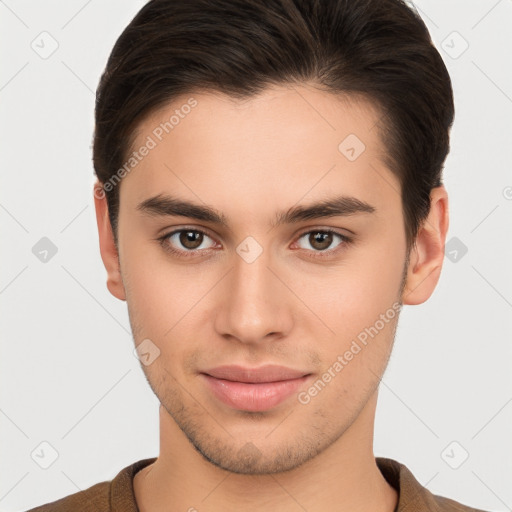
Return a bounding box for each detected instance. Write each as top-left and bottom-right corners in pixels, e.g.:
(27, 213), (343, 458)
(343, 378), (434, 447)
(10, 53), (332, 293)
(300, 289), (400, 414)
(341, 222), (405, 327)
(122, 246), (216, 355)
(292, 242), (404, 343)
(344, 260), (402, 326)
(121, 246), (175, 341)
(287, 233), (405, 388)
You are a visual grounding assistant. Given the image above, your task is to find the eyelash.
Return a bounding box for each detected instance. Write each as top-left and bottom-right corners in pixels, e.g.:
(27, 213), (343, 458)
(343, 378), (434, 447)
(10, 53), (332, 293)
(157, 227), (353, 260)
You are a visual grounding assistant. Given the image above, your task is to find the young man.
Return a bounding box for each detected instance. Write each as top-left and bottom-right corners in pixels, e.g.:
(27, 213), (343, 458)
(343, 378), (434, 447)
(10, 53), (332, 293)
(27, 0), (490, 511)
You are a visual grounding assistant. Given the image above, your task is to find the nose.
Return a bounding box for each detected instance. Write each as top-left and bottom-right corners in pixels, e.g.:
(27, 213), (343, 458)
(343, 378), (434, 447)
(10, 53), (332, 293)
(213, 242), (293, 345)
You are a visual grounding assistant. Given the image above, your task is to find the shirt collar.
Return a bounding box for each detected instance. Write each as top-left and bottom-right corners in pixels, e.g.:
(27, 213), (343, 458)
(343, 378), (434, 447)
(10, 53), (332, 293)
(376, 456), (443, 511)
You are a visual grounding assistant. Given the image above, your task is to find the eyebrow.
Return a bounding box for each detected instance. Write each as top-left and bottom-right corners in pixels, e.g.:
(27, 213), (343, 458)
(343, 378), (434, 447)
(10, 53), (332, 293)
(136, 193), (376, 228)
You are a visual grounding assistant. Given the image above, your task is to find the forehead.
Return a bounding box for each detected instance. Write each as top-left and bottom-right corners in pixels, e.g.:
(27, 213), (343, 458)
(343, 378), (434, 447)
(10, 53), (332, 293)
(120, 84), (399, 220)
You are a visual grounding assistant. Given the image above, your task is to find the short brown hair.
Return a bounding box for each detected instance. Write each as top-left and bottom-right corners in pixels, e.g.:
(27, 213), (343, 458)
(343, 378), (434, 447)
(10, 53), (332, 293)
(93, 0), (454, 250)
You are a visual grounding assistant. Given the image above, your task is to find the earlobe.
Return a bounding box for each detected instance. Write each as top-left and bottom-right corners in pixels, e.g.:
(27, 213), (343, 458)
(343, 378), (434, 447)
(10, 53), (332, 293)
(93, 181), (126, 302)
(402, 186), (449, 305)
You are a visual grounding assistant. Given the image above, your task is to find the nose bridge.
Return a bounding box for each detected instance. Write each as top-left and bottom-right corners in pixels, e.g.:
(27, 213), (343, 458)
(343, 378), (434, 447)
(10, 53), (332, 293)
(215, 237), (291, 342)
(233, 243), (274, 304)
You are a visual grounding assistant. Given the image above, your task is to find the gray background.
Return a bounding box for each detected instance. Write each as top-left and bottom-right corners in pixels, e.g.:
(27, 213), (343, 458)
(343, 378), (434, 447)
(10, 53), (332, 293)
(1, 1), (511, 511)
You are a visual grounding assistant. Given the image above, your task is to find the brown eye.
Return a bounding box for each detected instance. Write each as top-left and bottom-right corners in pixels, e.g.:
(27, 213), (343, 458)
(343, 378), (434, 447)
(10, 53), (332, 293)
(295, 229), (351, 258)
(160, 228), (217, 255)
(309, 231), (333, 250)
(179, 230), (203, 249)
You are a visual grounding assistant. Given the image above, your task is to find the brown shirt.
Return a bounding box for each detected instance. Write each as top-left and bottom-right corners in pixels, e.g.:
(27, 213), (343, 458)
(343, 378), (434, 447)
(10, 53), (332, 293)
(25, 456), (490, 511)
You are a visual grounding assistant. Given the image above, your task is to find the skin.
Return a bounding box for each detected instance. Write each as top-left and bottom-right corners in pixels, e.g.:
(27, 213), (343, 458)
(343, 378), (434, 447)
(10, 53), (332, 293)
(94, 84), (449, 512)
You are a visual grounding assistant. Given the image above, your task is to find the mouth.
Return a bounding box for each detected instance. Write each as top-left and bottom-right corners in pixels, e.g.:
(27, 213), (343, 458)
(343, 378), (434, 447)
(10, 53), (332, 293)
(200, 365), (312, 412)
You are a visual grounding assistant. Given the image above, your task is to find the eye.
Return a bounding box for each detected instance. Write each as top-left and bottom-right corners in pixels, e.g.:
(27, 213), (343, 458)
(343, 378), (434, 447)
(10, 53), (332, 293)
(157, 227), (352, 260)
(294, 229), (351, 258)
(158, 228), (217, 257)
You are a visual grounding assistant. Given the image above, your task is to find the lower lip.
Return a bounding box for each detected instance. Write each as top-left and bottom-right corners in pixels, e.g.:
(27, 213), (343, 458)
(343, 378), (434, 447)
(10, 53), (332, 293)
(201, 374), (311, 412)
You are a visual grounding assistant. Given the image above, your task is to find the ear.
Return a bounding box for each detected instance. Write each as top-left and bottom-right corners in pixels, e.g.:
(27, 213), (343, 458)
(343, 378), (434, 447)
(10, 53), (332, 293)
(93, 180), (126, 301)
(402, 185), (449, 305)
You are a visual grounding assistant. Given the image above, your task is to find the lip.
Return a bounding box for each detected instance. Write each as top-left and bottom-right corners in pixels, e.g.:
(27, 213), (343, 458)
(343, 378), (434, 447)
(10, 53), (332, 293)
(203, 364), (309, 383)
(200, 365), (312, 412)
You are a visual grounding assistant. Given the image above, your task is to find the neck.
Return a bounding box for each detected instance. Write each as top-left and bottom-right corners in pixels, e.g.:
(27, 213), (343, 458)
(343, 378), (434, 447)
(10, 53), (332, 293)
(134, 388), (397, 512)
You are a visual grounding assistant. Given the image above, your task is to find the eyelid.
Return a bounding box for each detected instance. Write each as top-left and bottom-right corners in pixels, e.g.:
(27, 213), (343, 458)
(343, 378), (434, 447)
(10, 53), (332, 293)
(294, 226), (352, 240)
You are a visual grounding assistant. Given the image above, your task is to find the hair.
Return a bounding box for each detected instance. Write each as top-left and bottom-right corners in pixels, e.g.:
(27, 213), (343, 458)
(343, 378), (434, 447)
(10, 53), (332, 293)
(92, 0), (454, 251)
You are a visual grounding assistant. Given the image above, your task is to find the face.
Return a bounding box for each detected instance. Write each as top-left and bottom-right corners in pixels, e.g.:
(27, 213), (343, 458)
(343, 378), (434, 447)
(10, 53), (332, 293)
(113, 85), (409, 474)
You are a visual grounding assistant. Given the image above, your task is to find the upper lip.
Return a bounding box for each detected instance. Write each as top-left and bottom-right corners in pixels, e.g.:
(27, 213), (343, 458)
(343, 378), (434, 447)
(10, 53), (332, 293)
(202, 365), (310, 383)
